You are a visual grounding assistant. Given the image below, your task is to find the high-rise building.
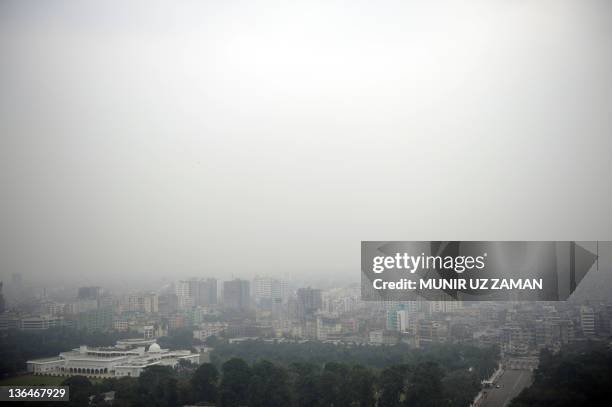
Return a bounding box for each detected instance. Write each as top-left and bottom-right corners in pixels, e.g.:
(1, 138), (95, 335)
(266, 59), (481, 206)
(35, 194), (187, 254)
(20, 315), (65, 331)
(386, 301), (423, 331)
(296, 287), (322, 319)
(175, 279), (217, 309)
(196, 279), (217, 307)
(386, 303), (405, 331)
(254, 277), (287, 305)
(396, 310), (410, 333)
(429, 299), (462, 314)
(158, 293), (178, 315)
(175, 281), (194, 310)
(580, 305), (595, 337)
(0, 282), (5, 313)
(127, 292), (158, 313)
(254, 277), (272, 303)
(143, 292), (159, 313)
(223, 279), (250, 311)
(418, 320), (448, 345)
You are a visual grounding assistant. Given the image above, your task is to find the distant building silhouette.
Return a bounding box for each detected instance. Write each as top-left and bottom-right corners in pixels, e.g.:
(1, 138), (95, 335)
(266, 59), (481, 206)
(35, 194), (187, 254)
(223, 279), (250, 311)
(297, 287), (322, 319)
(0, 282), (5, 313)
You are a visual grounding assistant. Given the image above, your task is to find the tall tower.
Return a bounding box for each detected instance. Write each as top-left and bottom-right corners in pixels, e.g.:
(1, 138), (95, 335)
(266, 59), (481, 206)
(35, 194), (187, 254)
(223, 279), (250, 311)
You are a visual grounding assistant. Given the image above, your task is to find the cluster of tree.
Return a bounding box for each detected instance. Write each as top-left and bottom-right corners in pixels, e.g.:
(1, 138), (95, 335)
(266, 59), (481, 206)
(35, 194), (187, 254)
(210, 340), (499, 381)
(157, 327), (201, 351)
(0, 328), (137, 377)
(68, 357), (482, 407)
(510, 342), (612, 407)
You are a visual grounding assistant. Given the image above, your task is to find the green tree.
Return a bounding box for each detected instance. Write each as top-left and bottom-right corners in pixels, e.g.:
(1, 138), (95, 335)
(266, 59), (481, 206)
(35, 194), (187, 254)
(136, 365), (178, 407)
(290, 362), (323, 407)
(403, 362), (445, 407)
(192, 363), (219, 404)
(511, 343), (612, 407)
(220, 358), (251, 407)
(177, 378), (196, 406)
(158, 328), (198, 350)
(62, 375), (93, 407)
(379, 365), (409, 407)
(248, 360), (291, 407)
(112, 377), (138, 405)
(319, 362), (351, 407)
(442, 370), (480, 407)
(348, 365), (376, 407)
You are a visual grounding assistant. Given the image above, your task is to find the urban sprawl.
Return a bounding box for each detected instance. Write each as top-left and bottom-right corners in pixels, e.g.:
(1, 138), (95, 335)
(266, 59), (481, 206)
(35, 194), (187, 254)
(0, 273), (607, 380)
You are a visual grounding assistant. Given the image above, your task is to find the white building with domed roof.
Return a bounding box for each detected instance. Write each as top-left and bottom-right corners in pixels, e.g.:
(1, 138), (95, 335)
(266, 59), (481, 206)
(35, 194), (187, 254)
(27, 339), (201, 378)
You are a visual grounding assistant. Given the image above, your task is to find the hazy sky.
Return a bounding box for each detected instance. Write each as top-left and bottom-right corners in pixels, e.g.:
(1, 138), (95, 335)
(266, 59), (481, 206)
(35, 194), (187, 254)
(1, 1), (611, 286)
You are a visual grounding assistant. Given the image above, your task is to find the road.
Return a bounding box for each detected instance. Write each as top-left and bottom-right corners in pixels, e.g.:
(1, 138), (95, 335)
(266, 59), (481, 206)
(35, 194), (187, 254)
(481, 369), (533, 407)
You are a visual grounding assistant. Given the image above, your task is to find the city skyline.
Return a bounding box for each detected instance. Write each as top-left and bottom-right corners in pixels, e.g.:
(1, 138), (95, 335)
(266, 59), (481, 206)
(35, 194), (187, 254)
(1, 1), (612, 405)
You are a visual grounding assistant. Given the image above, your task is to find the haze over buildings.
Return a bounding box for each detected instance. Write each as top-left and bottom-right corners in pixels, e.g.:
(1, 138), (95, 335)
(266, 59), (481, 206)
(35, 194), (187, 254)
(1, 1), (612, 288)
